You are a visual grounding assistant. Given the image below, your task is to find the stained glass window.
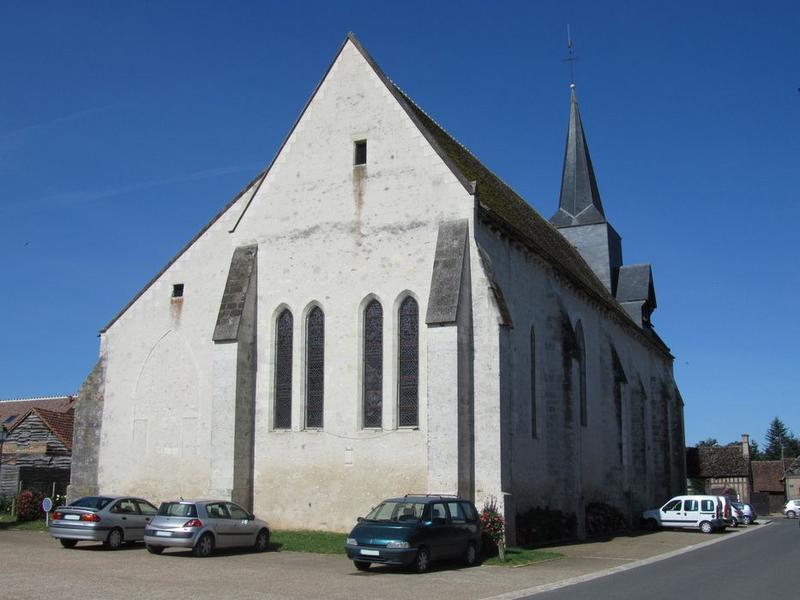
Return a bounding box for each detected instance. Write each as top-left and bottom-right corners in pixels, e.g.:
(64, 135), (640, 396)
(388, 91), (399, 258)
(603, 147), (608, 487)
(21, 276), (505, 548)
(274, 309), (293, 429)
(398, 296), (419, 427)
(363, 299), (383, 428)
(306, 307), (324, 428)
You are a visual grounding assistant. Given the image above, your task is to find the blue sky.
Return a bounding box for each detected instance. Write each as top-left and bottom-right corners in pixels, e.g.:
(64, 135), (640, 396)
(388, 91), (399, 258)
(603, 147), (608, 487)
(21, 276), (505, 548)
(1, 1), (797, 449)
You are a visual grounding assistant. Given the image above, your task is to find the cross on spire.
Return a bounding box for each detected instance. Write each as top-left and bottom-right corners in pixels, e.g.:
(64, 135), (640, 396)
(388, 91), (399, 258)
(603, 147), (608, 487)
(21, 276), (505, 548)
(565, 24), (578, 88)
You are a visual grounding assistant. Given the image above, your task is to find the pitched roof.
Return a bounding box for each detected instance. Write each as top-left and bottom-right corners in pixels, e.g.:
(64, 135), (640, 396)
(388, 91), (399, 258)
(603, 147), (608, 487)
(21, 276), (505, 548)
(616, 264), (656, 306)
(96, 34), (673, 359)
(6, 407), (75, 451)
(0, 395), (76, 430)
(551, 88), (606, 227)
(686, 445), (749, 478)
(752, 459), (795, 492)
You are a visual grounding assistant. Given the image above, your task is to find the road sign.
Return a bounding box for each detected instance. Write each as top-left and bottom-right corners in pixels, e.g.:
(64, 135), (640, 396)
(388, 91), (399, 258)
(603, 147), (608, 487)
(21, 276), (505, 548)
(42, 497), (53, 512)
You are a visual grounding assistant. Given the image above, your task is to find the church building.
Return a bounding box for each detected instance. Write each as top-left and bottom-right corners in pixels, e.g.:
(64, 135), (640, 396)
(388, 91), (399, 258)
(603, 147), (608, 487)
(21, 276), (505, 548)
(69, 34), (685, 540)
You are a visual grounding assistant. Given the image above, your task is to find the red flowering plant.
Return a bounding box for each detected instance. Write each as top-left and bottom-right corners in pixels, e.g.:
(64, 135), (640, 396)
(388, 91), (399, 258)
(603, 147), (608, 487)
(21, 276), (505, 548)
(480, 497), (506, 560)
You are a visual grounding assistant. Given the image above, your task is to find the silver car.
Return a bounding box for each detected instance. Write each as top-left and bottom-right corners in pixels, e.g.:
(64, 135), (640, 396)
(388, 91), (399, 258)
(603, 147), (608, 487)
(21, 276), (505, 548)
(49, 495), (159, 549)
(731, 501), (757, 525)
(144, 499), (270, 557)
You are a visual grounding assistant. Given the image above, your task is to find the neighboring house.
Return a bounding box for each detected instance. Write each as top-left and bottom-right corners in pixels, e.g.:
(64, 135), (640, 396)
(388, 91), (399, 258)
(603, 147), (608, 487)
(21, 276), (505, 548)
(752, 458), (795, 514)
(0, 396), (76, 497)
(782, 457), (800, 503)
(686, 435), (752, 503)
(70, 34), (685, 540)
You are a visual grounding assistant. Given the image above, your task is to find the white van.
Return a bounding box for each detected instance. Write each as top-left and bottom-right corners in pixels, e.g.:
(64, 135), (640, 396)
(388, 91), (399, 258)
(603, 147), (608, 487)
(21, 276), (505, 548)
(642, 495), (726, 533)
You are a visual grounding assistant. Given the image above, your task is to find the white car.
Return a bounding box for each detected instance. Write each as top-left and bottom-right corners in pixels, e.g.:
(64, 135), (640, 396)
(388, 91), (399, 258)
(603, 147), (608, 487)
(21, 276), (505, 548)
(784, 499), (800, 518)
(642, 495), (726, 534)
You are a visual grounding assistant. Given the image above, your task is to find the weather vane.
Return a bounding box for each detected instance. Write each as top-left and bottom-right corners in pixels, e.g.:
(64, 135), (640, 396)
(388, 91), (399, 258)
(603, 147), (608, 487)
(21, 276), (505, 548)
(564, 24), (578, 89)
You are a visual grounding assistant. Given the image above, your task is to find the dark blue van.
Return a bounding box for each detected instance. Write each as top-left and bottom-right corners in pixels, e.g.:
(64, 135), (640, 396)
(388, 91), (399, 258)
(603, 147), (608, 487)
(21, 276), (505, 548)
(344, 495), (481, 572)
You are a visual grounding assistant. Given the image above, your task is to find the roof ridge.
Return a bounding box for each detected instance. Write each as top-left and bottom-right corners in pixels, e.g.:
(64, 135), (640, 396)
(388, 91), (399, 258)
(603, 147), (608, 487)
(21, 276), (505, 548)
(391, 83), (483, 168)
(0, 394), (76, 403)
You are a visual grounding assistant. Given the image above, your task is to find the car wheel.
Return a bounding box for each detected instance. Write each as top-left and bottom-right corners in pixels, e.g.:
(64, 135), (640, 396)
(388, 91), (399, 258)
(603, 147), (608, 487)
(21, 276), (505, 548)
(354, 561), (371, 571)
(193, 533), (214, 557)
(464, 542), (477, 567)
(254, 529), (270, 552)
(146, 545), (164, 555)
(59, 539), (78, 549)
(414, 547), (431, 573)
(743, 516), (752, 526)
(730, 518), (738, 528)
(699, 521), (713, 534)
(103, 528), (124, 550)
(787, 510), (796, 519)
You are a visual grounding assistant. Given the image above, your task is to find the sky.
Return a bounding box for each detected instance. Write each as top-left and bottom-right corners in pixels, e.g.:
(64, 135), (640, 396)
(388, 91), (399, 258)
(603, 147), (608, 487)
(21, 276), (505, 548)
(1, 0), (798, 449)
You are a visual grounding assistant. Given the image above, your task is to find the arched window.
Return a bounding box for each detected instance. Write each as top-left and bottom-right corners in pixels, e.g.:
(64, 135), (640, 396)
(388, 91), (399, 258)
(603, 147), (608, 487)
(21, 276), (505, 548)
(398, 296), (419, 427)
(530, 325), (537, 438)
(575, 321), (587, 427)
(305, 306), (324, 429)
(274, 308), (293, 429)
(363, 299), (383, 428)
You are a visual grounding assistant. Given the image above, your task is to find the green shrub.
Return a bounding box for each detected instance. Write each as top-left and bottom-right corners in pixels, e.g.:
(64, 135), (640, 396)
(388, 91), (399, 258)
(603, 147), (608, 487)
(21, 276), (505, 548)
(0, 495), (13, 514)
(15, 490), (45, 522)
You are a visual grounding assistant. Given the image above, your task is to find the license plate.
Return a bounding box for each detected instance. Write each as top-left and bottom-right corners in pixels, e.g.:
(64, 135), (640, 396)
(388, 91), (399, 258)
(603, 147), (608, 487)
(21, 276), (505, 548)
(155, 531), (172, 537)
(63, 514), (80, 521)
(360, 549), (379, 556)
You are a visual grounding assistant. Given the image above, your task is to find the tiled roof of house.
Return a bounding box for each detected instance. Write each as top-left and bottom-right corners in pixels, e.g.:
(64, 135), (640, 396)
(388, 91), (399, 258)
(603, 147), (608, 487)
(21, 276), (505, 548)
(33, 408), (74, 450)
(0, 395), (76, 430)
(686, 445), (749, 478)
(6, 407), (75, 451)
(752, 459), (795, 492)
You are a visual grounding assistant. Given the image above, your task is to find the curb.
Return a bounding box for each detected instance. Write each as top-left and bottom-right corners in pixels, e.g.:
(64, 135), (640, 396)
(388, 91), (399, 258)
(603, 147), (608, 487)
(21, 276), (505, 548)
(481, 521), (771, 600)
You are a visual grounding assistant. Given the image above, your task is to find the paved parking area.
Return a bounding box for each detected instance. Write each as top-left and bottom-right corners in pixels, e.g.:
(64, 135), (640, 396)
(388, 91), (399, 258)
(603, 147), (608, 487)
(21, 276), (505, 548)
(0, 526), (764, 600)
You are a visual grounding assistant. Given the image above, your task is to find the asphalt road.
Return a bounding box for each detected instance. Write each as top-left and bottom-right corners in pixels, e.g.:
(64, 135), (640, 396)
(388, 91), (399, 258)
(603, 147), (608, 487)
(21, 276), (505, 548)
(526, 519), (800, 600)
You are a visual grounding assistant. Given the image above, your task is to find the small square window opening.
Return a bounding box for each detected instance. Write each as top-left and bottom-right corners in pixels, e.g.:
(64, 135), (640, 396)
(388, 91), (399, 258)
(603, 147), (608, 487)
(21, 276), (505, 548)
(172, 284), (184, 298)
(354, 140), (367, 166)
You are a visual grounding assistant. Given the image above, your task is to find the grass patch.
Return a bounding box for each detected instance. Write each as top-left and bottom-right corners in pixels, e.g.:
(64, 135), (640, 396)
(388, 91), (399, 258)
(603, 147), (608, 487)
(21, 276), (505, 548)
(271, 529), (346, 554)
(0, 515), (48, 531)
(484, 547), (563, 567)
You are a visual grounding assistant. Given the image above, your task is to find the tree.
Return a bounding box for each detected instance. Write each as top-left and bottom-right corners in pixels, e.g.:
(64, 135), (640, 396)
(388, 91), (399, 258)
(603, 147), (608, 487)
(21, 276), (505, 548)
(697, 438), (719, 448)
(763, 418), (800, 460)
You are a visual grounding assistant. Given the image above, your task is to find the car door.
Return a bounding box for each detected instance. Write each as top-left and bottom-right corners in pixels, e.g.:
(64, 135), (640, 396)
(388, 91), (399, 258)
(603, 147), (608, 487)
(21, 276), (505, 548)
(226, 502), (258, 548)
(681, 499), (701, 527)
(204, 502), (233, 547)
(659, 499), (684, 527)
(446, 502), (469, 558)
(135, 499), (158, 539)
(111, 498), (143, 540)
(426, 502), (451, 560)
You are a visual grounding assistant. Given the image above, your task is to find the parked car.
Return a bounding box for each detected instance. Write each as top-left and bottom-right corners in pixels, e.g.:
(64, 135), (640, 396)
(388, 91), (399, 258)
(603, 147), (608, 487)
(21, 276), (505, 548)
(345, 495), (482, 572)
(728, 503), (744, 527)
(784, 499), (800, 519)
(642, 495), (726, 533)
(49, 495), (159, 549)
(143, 499), (270, 557)
(731, 501), (757, 525)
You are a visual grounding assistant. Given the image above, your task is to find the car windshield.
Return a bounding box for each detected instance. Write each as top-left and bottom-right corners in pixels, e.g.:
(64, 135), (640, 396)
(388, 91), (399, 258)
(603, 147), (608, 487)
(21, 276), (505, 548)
(158, 502), (198, 518)
(365, 501), (426, 522)
(69, 496), (113, 510)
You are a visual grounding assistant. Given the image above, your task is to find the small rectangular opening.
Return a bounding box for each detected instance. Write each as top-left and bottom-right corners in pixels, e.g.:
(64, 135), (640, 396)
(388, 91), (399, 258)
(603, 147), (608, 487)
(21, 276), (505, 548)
(172, 284), (184, 298)
(354, 140), (367, 166)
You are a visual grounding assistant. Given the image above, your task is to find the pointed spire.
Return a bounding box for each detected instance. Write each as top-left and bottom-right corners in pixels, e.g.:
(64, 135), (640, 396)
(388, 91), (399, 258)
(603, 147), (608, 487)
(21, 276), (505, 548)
(551, 86), (606, 227)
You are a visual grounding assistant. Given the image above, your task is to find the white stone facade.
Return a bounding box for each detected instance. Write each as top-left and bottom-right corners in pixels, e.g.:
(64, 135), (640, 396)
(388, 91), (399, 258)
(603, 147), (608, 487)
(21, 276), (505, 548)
(81, 36), (685, 538)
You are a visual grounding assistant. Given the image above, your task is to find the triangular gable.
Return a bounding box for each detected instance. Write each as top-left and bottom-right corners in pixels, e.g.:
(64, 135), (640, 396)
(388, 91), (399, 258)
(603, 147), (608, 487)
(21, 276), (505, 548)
(7, 408), (74, 451)
(98, 33), (671, 358)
